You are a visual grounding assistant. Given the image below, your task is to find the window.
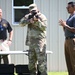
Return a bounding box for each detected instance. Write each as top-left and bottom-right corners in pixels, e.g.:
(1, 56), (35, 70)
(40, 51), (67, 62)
(12, 0), (35, 25)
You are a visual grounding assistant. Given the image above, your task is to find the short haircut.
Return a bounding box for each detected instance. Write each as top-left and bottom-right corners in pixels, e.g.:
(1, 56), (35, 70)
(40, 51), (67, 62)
(68, 1), (75, 7)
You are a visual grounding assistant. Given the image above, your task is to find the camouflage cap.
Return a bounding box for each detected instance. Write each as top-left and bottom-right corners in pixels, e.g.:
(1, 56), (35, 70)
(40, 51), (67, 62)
(29, 3), (37, 11)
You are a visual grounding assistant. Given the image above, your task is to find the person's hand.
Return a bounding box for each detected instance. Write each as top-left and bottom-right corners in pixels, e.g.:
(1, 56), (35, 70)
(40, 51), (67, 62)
(29, 18), (34, 23)
(7, 40), (12, 46)
(33, 15), (38, 21)
(59, 19), (67, 27)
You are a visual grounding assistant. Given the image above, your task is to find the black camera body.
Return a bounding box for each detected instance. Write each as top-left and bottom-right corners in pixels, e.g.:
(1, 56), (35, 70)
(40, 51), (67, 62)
(28, 10), (38, 19)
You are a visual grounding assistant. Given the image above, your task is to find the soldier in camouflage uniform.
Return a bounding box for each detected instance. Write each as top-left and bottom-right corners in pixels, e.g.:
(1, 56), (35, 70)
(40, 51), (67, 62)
(19, 3), (47, 75)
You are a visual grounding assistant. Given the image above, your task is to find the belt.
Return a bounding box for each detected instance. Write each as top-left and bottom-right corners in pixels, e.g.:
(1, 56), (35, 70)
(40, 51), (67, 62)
(66, 36), (75, 40)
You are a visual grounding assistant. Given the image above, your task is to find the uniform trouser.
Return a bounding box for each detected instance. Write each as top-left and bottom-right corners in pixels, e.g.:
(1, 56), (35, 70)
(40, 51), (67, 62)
(0, 55), (10, 64)
(0, 40), (11, 64)
(65, 38), (75, 75)
(28, 39), (47, 75)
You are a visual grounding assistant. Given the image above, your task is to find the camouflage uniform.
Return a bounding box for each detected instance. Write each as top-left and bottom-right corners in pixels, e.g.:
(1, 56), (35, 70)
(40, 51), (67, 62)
(20, 4), (47, 75)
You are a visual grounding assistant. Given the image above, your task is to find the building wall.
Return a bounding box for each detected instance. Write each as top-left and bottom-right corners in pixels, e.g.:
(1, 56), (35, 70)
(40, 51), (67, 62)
(0, 0), (74, 71)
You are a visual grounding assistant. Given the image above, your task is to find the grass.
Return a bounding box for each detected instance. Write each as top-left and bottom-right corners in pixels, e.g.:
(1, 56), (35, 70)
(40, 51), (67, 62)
(48, 72), (68, 75)
(15, 72), (68, 75)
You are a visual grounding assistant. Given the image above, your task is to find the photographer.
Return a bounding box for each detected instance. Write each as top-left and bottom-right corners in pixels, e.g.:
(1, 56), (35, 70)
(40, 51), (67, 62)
(20, 3), (47, 75)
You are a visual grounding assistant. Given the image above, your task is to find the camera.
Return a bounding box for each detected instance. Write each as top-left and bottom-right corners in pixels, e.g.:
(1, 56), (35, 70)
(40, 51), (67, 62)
(28, 10), (38, 19)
